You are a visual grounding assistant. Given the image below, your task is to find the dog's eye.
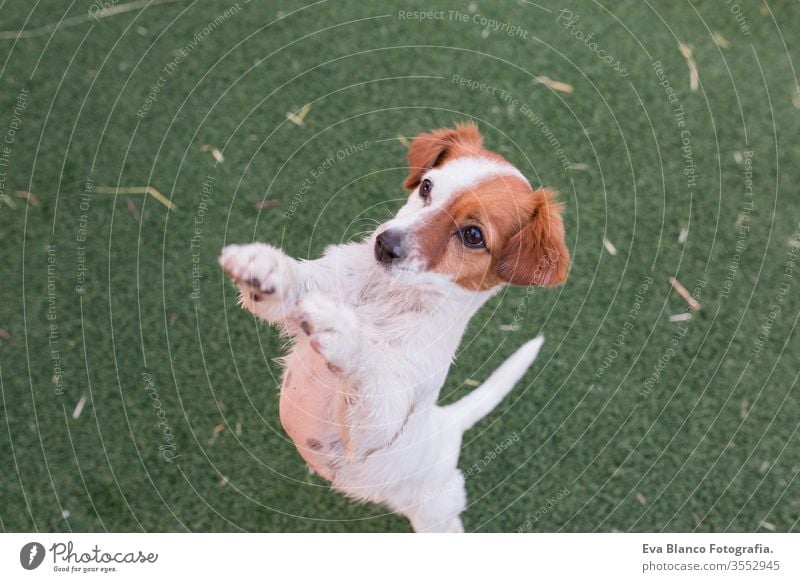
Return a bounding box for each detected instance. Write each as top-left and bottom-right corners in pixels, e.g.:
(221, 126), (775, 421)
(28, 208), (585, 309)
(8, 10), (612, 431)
(419, 179), (433, 202)
(461, 226), (485, 248)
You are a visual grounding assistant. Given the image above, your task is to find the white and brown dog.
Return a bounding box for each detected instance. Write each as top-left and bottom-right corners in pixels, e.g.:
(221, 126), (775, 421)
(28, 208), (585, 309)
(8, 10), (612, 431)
(219, 123), (569, 532)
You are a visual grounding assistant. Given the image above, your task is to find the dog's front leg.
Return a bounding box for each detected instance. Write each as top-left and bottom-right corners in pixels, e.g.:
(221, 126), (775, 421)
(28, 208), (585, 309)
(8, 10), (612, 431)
(294, 292), (414, 461)
(219, 243), (309, 328)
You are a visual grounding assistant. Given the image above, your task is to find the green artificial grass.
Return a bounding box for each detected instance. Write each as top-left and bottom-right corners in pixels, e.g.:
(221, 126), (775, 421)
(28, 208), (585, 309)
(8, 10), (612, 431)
(1, 0), (798, 532)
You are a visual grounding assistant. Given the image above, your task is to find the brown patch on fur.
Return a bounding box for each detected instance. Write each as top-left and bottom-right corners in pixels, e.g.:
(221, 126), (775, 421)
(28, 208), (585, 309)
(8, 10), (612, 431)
(496, 188), (570, 286)
(306, 437), (323, 451)
(414, 207), (458, 274)
(404, 122), (485, 190)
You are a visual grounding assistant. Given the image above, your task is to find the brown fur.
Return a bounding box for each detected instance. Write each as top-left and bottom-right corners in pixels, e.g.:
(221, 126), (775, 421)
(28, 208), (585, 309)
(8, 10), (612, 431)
(403, 122), (485, 189)
(496, 188), (570, 287)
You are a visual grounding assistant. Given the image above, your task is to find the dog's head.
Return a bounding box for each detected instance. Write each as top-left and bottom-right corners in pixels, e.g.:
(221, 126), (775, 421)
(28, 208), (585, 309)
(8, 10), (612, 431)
(374, 123), (570, 291)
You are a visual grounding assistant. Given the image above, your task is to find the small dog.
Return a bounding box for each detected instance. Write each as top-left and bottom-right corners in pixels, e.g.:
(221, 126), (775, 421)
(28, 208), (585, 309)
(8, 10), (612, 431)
(219, 123), (569, 532)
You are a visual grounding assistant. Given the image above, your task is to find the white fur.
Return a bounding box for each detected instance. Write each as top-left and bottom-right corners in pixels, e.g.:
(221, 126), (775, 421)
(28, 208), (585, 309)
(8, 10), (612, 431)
(219, 207), (543, 532)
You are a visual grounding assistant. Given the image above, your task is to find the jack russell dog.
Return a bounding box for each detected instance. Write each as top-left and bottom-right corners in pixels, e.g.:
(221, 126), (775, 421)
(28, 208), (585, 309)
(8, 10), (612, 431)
(219, 123), (570, 532)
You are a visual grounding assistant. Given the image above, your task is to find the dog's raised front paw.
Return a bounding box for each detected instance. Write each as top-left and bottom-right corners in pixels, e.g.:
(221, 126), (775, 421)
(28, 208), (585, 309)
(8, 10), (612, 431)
(219, 243), (294, 301)
(295, 293), (360, 371)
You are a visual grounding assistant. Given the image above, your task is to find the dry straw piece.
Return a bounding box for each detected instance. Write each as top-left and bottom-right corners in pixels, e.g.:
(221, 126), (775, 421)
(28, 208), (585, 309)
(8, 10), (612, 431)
(712, 32), (731, 49)
(254, 199), (280, 209)
(668, 276), (701, 312)
(499, 324), (520, 332)
(16, 191), (39, 206)
(72, 396), (88, 420)
(669, 313), (692, 323)
(678, 43), (700, 92)
(94, 186), (176, 211)
(126, 198), (141, 220)
(0, 0), (184, 39)
(535, 76), (573, 93)
(286, 103), (311, 126)
(201, 144), (224, 163)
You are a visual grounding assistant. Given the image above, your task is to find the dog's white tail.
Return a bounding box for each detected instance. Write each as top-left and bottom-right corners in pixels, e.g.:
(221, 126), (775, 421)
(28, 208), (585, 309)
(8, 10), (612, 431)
(445, 335), (545, 432)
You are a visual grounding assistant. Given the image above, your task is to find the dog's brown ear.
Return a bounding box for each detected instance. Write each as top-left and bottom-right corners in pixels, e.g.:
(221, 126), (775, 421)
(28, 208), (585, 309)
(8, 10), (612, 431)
(496, 189), (570, 287)
(403, 122), (483, 189)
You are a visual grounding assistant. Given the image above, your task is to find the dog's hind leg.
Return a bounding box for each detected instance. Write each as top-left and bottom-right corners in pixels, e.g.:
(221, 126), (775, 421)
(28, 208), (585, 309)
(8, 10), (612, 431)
(444, 335), (545, 432)
(405, 471), (467, 533)
(401, 338), (544, 533)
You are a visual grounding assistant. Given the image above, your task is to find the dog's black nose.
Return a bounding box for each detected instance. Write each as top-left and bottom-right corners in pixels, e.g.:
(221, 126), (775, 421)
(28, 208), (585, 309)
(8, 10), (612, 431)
(375, 229), (406, 264)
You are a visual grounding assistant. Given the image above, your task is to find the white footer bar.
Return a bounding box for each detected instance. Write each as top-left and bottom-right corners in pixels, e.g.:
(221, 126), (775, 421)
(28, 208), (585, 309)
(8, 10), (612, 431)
(1, 533), (797, 581)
